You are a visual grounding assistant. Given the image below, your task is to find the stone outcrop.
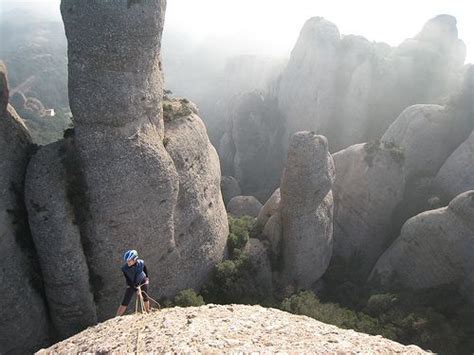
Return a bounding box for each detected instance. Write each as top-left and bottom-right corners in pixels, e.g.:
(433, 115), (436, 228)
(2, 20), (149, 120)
(37, 305), (428, 354)
(161, 98), (228, 296)
(381, 65), (473, 226)
(60, 1), (227, 321)
(217, 15), (466, 203)
(0, 62), (50, 353)
(371, 191), (474, 304)
(221, 176), (241, 206)
(276, 15), (466, 152)
(433, 132), (474, 200)
(25, 139), (97, 339)
(244, 239), (272, 291)
(256, 188), (280, 228)
(331, 141), (405, 280)
(382, 104), (470, 182)
(227, 196), (263, 218)
(61, 0), (177, 320)
(280, 132), (335, 289)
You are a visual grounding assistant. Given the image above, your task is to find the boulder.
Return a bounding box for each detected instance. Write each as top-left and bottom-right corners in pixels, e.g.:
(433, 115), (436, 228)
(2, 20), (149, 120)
(382, 104), (471, 182)
(227, 196), (263, 218)
(256, 188), (281, 228)
(331, 141), (405, 280)
(280, 132), (335, 289)
(0, 63), (50, 353)
(221, 176), (241, 206)
(371, 191), (474, 304)
(381, 65), (474, 226)
(25, 139), (97, 339)
(262, 212), (283, 266)
(433, 133), (474, 201)
(244, 238), (272, 291)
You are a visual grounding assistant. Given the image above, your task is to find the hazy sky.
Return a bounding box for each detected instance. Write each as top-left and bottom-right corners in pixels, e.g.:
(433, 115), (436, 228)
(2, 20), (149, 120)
(1, 0), (473, 63)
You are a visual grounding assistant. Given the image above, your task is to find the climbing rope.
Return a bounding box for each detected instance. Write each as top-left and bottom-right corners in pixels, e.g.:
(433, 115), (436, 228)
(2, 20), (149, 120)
(134, 285), (161, 314)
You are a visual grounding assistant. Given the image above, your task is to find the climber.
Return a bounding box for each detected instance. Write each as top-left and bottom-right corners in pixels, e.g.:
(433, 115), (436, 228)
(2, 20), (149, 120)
(116, 249), (150, 316)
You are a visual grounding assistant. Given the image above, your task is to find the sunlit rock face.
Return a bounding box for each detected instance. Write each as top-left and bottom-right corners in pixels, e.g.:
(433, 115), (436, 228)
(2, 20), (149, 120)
(280, 132), (335, 289)
(382, 65), (474, 229)
(330, 141), (405, 281)
(371, 190), (474, 305)
(60, 0), (228, 321)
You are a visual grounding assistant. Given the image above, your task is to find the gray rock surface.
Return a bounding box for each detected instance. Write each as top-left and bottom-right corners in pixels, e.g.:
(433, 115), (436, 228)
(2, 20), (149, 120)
(244, 239), (272, 291)
(0, 62), (50, 353)
(331, 141), (405, 279)
(227, 196), (263, 218)
(61, 0), (177, 319)
(433, 132), (474, 200)
(37, 305), (428, 354)
(276, 15), (466, 152)
(161, 100), (228, 296)
(262, 212), (283, 265)
(221, 176), (241, 206)
(382, 104), (471, 181)
(280, 132), (335, 289)
(371, 191), (474, 304)
(25, 139), (97, 339)
(381, 65), (474, 226)
(256, 188), (280, 228)
(61, 1), (227, 321)
(217, 15), (466, 203)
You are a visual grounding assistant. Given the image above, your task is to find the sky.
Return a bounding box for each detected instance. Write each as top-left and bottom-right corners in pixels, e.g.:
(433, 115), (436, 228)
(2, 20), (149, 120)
(1, 0), (473, 63)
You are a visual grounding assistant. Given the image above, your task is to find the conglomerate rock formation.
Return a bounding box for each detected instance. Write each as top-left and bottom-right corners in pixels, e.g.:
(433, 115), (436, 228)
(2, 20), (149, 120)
(371, 190), (474, 304)
(6, 2), (228, 346)
(37, 305), (428, 354)
(57, 0), (228, 321)
(0, 62), (50, 353)
(219, 15), (467, 201)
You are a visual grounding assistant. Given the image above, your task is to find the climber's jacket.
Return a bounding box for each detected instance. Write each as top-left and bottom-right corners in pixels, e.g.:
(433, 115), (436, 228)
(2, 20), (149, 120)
(121, 259), (148, 289)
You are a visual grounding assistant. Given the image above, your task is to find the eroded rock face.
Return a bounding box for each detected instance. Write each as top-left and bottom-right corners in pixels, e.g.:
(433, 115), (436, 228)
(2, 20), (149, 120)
(371, 191), (474, 304)
(25, 139), (97, 339)
(217, 15), (466, 203)
(331, 141), (405, 280)
(227, 196), (263, 218)
(433, 132), (474, 200)
(62, 0), (177, 320)
(244, 239), (272, 292)
(60, 1), (227, 320)
(276, 15), (465, 152)
(161, 100), (228, 295)
(382, 104), (470, 182)
(381, 66), (474, 226)
(0, 62), (50, 353)
(256, 188), (280, 228)
(38, 305), (428, 354)
(280, 132), (335, 289)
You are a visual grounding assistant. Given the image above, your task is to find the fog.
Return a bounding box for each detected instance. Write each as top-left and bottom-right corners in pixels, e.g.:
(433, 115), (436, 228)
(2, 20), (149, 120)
(1, 0), (473, 62)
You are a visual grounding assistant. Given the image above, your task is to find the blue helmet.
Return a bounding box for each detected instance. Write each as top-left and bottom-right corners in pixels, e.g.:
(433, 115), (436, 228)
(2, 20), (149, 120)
(123, 249), (138, 261)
